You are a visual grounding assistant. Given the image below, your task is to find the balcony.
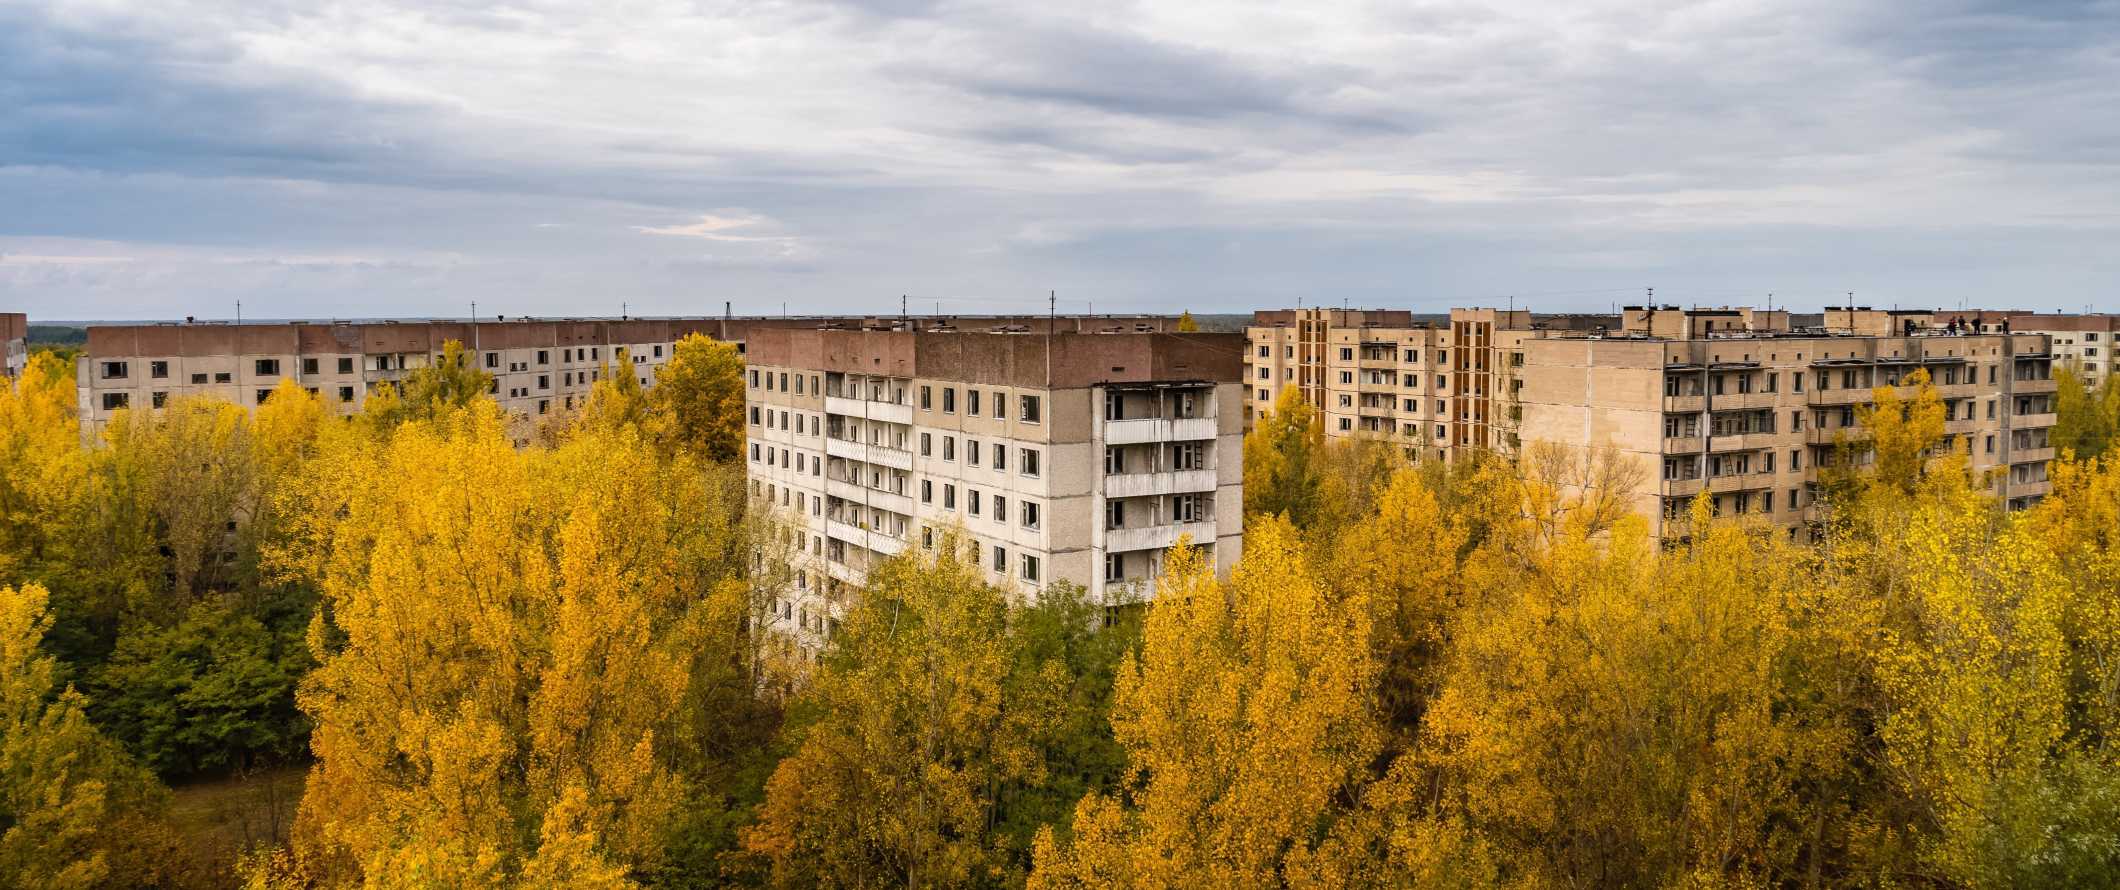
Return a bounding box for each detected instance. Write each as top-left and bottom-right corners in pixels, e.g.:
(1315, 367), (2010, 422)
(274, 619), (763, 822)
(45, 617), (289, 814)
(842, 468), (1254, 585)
(2012, 447), (2057, 464)
(1104, 417), (1218, 445)
(824, 438), (914, 471)
(824, 395), (912, 425)
(2014, 412), (2057, 429)
(1663, 395), (1706, 413)
(1663, 436), (1704, 455)
(825, 479), (915, 516)
(1942, 418), (1980, 435)
(1707, 432), (1793, 452)
(1102, 469), (1220, 499)
(1726, 391), (1788, 410)
(2015, 378), (2058, 394)
(2009, 479), (2052, 498)
(1806, 387), (1873, 406)
(1105, 520), (1221, 553)
(825, 519), (908, 557)
(1806, 426), (1868, 446)
(1662, 477), (1705, 498)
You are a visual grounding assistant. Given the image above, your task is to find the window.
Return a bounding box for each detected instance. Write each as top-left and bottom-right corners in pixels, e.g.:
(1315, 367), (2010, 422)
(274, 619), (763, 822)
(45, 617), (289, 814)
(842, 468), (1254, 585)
(654, 344), (664, 358)
(101, 392), (128, 410)
(484, 352), (499, 369)
(150, 391), (167, 408)
(255, 359), (280, 376)
(338, 357), (355, 374)
(922, 526), (934, 549)
(1021, 448), (1041, 477)
(1172, 494), (1207, 523)
(148, 360), (169, 379)
(1020, 395), (1041, 423)
(101, 361), (128, 379)
(968, 390), (981, 415)
(1106, 553), (1125, 582)
(920, 433), (932, 456)
(190, 373), (207, 384)
(1339, 347), (1353, 361)
(1106, 499), (1125, 529)
(749, 370), (760, 388)
(1339, 371), (1354, 385)
(1105, 446), (1127, 475)
(993, 495), (1006, 521)
(994, 546), (1008, 573)
(214, 372), (232, 383)
(944, 485), (957, 510)
(921, 386), (932, 409)
(968, 439), (981, 466)
(1763, 491), (1775, 513)
(921, 480), (933, 503)
(1171, 442), (1204, 470)
(943, 436), (956, 461)
(339, 386), (355, 403)
(537, 400), (550, 415)
(993, 443), (1006, 470)
(537, 375), (549, 389)
(1021, 554), (1040, 583)
(1022, 500), (1041, 530)
(537, 350), (549, 365)
(969, 490), (982, 516)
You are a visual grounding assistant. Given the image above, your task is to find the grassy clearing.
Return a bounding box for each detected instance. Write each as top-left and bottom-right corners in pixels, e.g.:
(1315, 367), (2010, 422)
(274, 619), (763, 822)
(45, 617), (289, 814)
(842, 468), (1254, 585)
(167, 763), (309, 873)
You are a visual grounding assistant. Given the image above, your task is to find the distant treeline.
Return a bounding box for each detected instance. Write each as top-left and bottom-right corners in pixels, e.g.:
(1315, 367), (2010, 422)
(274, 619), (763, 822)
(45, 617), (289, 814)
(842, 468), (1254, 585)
(28, 324), (87, 345)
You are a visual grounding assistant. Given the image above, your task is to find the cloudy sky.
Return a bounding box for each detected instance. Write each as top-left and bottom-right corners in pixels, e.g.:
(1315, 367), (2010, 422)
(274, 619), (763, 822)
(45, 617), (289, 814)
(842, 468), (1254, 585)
(3, 0), (2117, 320)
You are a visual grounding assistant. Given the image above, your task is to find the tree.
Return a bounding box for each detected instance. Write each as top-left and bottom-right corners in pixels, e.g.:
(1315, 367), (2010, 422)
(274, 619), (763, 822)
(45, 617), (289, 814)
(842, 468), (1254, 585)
(2053, 365), (2119, 461)
(360, 339), (492, 433)
(1417, 506), (1852, 887)
(0, 583), (185, 890)
(276, 401), (754, 887)
(646, 333), (746, 463)
(1030, 523), (1379, 888)
(1242, 388), (1322, 524)
(1319, 468), (1468, 744)
(0, 351), (86, 589)
(1174, 312), (1200, 333)
(744, 536), (1126, 888)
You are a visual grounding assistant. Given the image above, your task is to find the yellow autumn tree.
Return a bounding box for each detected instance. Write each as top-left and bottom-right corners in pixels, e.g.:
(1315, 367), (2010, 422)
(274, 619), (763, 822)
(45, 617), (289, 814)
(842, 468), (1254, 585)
(0, 351), (87, 588)
(1030, 522), (1379, 888)
(646, 333), (747, 463)
(1243, 387), (1323, 523)
(1174, 312), (1200, 333)
(275, 400), (753, 887)
(1318, 467), (1468, 743)
(1416, 504), (1853, 887)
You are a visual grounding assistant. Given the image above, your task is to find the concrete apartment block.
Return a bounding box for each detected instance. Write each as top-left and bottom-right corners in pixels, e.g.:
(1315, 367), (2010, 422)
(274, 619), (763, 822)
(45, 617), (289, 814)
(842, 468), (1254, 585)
(1518, 307), (2058, 538)
(1242, 307), (1617, 459)
(72, 313), (1182, 439)
(743, 325), (1244, 656)
(1, 313), (25, 380)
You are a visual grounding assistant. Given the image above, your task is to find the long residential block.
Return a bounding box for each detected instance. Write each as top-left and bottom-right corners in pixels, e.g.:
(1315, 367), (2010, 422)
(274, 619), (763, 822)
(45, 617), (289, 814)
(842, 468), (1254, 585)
(743, 326), (1245, 652)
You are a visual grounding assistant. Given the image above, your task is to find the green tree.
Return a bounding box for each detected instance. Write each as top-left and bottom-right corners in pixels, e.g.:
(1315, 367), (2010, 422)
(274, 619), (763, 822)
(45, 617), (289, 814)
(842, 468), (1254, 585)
(744, 536), (1126, 888)
(0, 583), (186, 890)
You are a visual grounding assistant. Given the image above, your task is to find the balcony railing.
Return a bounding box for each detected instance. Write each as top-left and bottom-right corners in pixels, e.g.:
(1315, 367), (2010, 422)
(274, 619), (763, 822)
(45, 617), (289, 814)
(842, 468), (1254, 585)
(1104, 417), (1218, 445)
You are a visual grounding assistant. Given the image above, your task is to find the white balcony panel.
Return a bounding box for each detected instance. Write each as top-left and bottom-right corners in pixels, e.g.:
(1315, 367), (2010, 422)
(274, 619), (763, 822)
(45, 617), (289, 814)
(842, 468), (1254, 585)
(1101, 469), (1220, 499)
(1104, 520), (1220, 553)
(1103, 417), (1219, 445)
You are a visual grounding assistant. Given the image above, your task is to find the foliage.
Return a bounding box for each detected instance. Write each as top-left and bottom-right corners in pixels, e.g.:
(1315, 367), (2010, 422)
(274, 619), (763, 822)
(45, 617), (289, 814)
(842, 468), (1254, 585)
(0, 583), (189, 890)
(646, 334), (747, 463)
(1173, 312), (1199, 333)
(1241, 387), (1322, 524)
(359, 339), (493, 433)
(744, 537), (1133, 889)
(2053, 365), (2120, 461)
(276, 400), (759, 887)
(1030, 523), (1378, 888)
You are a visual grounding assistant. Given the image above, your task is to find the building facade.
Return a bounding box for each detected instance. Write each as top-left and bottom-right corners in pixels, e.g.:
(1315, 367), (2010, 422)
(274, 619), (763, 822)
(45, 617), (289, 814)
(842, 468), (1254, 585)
(1517, 308), (2057, 538)
(1243, 307), (1615, 459)
(1, 313), (24, 380)
(2003, 314), (2120, 387)
(743, 326), (1244, 652)
(74, 313), (1181, 437)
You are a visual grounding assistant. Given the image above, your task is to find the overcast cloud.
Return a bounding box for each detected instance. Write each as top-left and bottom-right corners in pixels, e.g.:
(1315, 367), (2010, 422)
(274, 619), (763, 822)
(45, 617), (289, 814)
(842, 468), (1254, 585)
(2, 0), (2117, 319)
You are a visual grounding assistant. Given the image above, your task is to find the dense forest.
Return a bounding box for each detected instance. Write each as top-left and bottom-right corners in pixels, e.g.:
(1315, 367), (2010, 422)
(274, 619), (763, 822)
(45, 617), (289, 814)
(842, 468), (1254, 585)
(2, 340), (2119, 888)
